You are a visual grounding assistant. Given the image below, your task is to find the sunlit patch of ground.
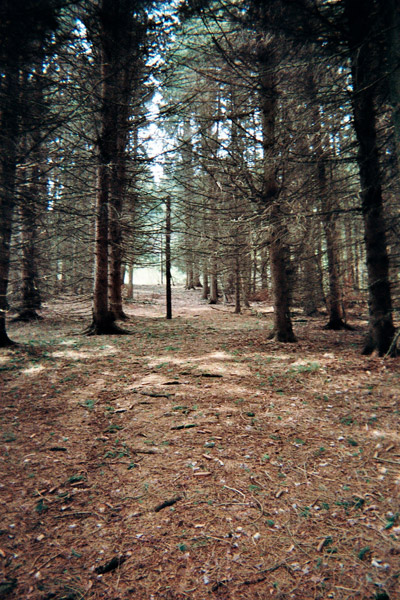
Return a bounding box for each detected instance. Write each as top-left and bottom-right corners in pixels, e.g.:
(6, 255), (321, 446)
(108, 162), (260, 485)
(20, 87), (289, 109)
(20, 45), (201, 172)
(50, 345), (118, 360)
(22, 364), (46, 375)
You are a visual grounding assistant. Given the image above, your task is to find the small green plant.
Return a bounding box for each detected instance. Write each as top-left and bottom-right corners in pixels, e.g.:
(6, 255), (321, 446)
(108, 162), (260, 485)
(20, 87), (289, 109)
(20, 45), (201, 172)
(384, 513), (398, 530)
(266, 519), (275, 527)
(106, 424), (122, 433)
(290, 362), (320, 374)
(79, 399), (96, 410)
(347, 438), (358, 446)
(358, 546), (370, 560)
(234, 398), (245, 405)
(35, 499), (48, 514)
(314, 447), (325, 456)
(248, 484), (260, 493)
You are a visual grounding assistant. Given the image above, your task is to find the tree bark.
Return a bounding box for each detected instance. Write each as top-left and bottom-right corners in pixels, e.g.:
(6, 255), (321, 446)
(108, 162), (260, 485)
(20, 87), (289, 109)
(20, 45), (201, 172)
(209, 254), (218, 304)
(86, 0), (142, 335)
(345, 0), (395, 355)
(165, 195), (172, 319)
(0, 69), (19, 346)
(384, 0), (400, 164)
(259, 47), (296, 342)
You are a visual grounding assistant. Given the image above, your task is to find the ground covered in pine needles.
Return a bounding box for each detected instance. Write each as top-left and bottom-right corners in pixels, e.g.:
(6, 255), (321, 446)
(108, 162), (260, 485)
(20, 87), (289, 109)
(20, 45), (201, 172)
(1, 286), (400, 600)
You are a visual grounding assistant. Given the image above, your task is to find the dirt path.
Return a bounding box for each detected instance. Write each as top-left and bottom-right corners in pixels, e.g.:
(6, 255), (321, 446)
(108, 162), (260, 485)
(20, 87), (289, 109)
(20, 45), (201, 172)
(1, 287), (399, 599)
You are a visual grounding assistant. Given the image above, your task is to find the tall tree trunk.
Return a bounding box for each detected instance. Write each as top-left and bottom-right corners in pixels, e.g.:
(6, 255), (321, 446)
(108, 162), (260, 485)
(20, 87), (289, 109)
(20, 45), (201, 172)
(14, 72), (45, 323)
(306, 70), (351, 329)
(384, 0), (400, 164)
(260, 246), (269, 290)
(86, 0), (142, 335)
(234, 255), (241, 314)
(0, 69), (19, 346)
(165, 195), (172, 319)
(268, 206), (296, 341)
(186, 261), (195, 290)
(209, 254), (218, 304)
(259, 48), (296, 342)
(201, 261), (209, 300)
(109, 159), (128, 320)
(15, 186), (42, 321)
(345, 0), (395, 355)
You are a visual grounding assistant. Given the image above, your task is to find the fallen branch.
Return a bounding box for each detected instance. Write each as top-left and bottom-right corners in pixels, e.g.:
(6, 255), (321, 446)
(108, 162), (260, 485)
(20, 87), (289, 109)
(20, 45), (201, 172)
(154, 495), (182, 512)
(95, 555), (126, 574)
(374, 457), (400, 466)
(242, 562), (290, 585)
(140, 391), (172, 398)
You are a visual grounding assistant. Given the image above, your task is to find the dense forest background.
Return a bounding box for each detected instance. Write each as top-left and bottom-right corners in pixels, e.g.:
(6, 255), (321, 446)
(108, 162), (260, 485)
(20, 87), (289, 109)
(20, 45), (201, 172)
(1, 0), (400, 353)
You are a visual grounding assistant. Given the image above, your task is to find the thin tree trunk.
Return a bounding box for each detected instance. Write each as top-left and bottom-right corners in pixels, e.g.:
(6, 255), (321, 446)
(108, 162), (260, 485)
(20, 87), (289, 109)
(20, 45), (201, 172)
(234, 255), (241, 314)
(201, 261), (209, 300)
(165, 195), (172, 319)
(307, 70), (351, 329)
(126, 264), (134, 299)
(209, 254), (218, 304)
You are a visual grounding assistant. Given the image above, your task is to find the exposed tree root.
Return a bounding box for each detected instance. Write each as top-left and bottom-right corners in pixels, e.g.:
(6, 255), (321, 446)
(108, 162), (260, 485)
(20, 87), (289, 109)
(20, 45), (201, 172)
(362, 328), (398, 357)
(323, 318), (355, 331)
(82, 315), (131, 336)
(267, 328), (297, 342)
(111, 310), (129, 321)
(0, 333), (17, 347)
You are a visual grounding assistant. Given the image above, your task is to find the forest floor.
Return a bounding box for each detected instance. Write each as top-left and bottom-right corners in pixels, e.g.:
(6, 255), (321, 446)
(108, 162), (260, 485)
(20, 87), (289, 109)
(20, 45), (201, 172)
(1, 285), (400, 600)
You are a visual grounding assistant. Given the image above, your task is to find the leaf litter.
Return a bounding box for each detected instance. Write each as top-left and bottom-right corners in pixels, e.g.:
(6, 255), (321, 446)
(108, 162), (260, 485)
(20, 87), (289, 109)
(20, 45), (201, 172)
(0, 285), (399, 599)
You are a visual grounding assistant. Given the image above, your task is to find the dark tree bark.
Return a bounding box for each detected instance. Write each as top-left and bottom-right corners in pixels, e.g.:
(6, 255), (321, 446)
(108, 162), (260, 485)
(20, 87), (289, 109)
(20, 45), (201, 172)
(384, 0), (400, 164)
(344, 0), (395, 355)
(13, 69), (47, 323)
(208, 255), (218, 304)
(14, 190), (43, 322)
(201, 262), (209, 300)
(165, 195), (172, 319)
(268, 206), (296, 342)
(109, 158), (128, 321)
(0, 0), (59, 345)
(0, 69), (19, 346)
(234, 256), (241, 314)
(85, 0), (146, 334)
(258, 46), (296, 343)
